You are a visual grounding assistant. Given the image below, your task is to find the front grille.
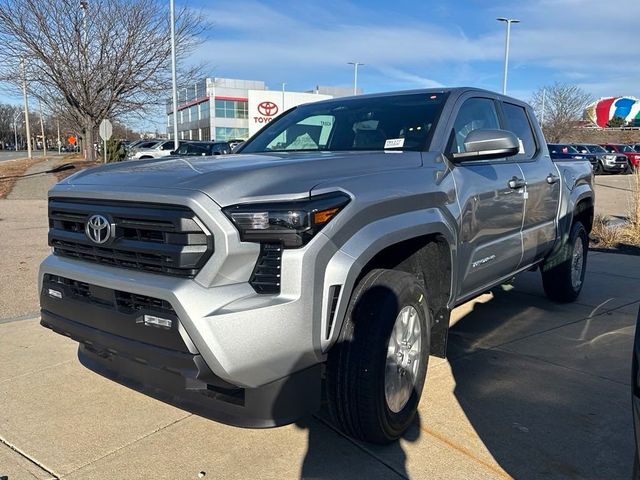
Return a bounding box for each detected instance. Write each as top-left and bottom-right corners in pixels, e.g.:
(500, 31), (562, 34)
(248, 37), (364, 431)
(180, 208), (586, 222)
(250, 244), (282, 294)
(48, 198), (213, 278)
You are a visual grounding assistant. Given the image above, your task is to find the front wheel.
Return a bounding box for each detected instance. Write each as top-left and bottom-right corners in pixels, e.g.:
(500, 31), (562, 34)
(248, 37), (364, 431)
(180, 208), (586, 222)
(541, 221), (588, 302)
(594, 162), (604, 175)
(326, 269), (430, 444)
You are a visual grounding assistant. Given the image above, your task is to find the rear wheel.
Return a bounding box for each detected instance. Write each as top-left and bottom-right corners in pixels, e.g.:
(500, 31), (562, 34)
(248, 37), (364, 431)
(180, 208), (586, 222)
(326, 269), (430, 444)
(541, 221), (588, 303)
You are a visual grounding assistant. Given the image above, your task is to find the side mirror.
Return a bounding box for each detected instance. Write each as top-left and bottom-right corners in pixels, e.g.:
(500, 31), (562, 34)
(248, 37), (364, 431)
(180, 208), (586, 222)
(451, 129), (520, 162)
(169, 150), (176, 155)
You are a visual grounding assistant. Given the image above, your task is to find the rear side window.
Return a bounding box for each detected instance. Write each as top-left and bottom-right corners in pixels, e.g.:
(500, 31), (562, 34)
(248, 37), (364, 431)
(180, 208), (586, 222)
(502, 103), (537, 160)
(448, 98), (500, 155)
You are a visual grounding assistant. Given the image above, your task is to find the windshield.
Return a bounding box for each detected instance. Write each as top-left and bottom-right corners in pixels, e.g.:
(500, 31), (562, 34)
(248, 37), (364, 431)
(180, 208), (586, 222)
(586, 145), (606, 154)
(620, 145), (635, 153)
(239, 92), (449, 154)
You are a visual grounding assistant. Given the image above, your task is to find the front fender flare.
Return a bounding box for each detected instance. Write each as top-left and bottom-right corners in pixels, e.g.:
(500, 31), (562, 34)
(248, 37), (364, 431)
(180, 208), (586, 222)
(319, 208), (457, 353)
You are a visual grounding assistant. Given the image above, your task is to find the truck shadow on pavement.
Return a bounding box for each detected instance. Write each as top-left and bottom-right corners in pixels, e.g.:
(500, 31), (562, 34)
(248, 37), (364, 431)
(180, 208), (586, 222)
(295, 411), (421, 480)
(446, 285), (635, 480)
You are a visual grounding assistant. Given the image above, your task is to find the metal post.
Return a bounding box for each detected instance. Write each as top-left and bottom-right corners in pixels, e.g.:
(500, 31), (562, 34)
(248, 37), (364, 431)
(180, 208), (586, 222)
(348, 62), (364, 95)
(497, 18), (519, 95)
(80, 1), (88, 44)
(13, 119), (18, 152)
(540, 88), (546, 126)
(169, 0), (179, 150)
(13, 111), (21, 151)
(21, 59), (32, 159)
(281, 82), (286, 111)
(57, 119), (61, 154)
(103, 135), (107, 163)
(38, 97), (47, 157)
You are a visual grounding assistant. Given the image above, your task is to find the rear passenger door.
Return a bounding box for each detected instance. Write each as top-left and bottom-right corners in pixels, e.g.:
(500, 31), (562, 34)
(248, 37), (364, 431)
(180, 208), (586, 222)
(447, 96), (526, 297)
(500, 101), (560, 266)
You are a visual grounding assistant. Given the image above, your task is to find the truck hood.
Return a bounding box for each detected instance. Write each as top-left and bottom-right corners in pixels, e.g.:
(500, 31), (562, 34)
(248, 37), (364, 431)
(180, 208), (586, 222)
(62, 151), (423, 206)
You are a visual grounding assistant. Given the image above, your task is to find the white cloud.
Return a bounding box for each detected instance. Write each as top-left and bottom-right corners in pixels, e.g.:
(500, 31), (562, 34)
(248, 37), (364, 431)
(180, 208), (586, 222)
(190, 0), (640, 96)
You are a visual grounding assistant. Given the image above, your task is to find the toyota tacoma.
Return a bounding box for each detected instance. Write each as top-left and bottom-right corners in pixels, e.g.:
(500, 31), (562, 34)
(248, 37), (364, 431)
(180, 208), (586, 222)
(39, 88), (594, 444)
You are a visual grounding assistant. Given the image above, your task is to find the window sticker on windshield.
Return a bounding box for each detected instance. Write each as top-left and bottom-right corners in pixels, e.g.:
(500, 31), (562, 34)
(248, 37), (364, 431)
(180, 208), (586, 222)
(384, 138), (405, 149)
(518, 138), (525, 154)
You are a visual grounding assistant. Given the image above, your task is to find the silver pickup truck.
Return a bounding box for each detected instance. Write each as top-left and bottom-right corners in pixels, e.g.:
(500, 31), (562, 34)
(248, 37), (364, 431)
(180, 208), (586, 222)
(39, 88), (594, 444)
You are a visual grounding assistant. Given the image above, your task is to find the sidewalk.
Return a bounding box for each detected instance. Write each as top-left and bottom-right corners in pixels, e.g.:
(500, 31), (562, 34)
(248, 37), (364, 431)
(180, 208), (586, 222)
(0, 251), (637, 479)
(7, 157), (67, 200)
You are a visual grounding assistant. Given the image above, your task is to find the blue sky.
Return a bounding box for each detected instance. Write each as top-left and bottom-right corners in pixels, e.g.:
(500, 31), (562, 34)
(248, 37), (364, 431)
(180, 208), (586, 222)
(186, 0), (639, 101)
(3, 0), (638, 129)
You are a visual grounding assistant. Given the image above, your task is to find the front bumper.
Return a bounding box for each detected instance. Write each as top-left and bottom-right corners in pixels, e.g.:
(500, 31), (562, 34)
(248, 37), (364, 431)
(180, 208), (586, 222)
(603, 162), (628, 173)
(40, 276), (321, 427)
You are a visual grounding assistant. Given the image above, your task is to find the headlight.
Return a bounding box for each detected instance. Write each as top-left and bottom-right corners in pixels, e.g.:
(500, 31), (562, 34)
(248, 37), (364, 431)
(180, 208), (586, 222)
(604, 154), (617, 162)
(223, 192), (351, 248)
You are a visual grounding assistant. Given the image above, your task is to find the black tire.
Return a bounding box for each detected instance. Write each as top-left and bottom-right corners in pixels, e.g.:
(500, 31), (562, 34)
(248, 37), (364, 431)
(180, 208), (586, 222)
(541, 221), (588, 303)
(594, 162), (603, 175)
(326, 269), (430, 444)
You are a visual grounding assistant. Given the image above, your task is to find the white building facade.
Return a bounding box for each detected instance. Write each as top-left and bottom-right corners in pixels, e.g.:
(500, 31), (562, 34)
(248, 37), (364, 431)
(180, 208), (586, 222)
(166, 78), (338, 142)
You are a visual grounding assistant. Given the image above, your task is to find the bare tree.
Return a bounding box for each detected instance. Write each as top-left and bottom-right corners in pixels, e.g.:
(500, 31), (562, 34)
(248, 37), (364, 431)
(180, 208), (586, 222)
(0, 103), (21, 146)
(0, 0), (205, 160)
(530, 83), (593, 143)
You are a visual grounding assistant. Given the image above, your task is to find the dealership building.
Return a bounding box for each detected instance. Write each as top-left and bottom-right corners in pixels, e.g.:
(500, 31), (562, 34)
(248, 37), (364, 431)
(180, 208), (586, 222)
(166, 78), (353, 142)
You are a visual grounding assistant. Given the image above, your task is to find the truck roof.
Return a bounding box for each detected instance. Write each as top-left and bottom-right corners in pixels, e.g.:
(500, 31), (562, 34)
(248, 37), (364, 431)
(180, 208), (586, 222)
(299, 87), (530, 109)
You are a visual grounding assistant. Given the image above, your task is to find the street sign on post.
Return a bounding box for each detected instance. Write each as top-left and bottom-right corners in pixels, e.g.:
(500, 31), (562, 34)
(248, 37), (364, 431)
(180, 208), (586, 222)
(99, 119), (113, 163)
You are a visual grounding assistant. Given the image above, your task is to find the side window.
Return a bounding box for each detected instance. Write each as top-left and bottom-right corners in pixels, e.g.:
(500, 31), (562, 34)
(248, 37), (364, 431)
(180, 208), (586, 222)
(448, 98), (500, 155)
(502, 103), (537, 160)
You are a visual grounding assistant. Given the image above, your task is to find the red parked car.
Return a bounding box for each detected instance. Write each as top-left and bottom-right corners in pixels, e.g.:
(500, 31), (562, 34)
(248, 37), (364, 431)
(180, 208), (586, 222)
(601, 144), (639, 172)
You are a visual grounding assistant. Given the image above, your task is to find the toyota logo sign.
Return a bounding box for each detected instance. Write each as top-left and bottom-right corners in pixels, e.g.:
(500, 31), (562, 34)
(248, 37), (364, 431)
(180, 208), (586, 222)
(257, 101), (279, 117)
(85, 214), (112, 244)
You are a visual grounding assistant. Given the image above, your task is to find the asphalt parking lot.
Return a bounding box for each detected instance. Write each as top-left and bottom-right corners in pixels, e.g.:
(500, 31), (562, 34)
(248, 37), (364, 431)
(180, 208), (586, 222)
(0, 169), (638, 479)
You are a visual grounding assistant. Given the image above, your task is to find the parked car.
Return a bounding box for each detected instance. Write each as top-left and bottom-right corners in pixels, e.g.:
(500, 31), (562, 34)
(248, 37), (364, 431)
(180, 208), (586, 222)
(547, 143), (589, 160)
(129, 140), (177, 160)
(601, 144), (639, 173)
(40, 88), (594, 444)
(171, 141), (231, 156)
(126, 139), (162, 155)
(573, 144), (628, 174)
(227, 139), (246, 150)
(231, 141), (245, 153)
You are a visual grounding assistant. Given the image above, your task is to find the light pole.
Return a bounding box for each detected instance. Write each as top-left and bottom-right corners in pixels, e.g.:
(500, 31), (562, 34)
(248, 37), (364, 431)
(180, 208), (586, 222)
(38, 97), (47, 157)
(496, 17), (519, 95)
(281, 82), (286, 111)
(21, 59), (32, 159)
(13, 111), (22, 151)
(169, 0), (179, 150)
(347, 62), (364, 96)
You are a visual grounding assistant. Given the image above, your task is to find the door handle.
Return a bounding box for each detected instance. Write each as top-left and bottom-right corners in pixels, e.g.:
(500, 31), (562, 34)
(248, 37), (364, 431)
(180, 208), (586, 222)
(508, 176), (526, 189)
(546, 173), (559, 184)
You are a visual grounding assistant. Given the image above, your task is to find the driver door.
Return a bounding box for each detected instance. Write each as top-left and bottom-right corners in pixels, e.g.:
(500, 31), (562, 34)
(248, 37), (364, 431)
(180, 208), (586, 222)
(448, 96), (526, 298)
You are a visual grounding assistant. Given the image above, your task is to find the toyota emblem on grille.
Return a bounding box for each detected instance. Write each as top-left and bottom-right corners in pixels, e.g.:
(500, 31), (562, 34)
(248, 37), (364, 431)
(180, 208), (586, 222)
(85, 214), (111, 244)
